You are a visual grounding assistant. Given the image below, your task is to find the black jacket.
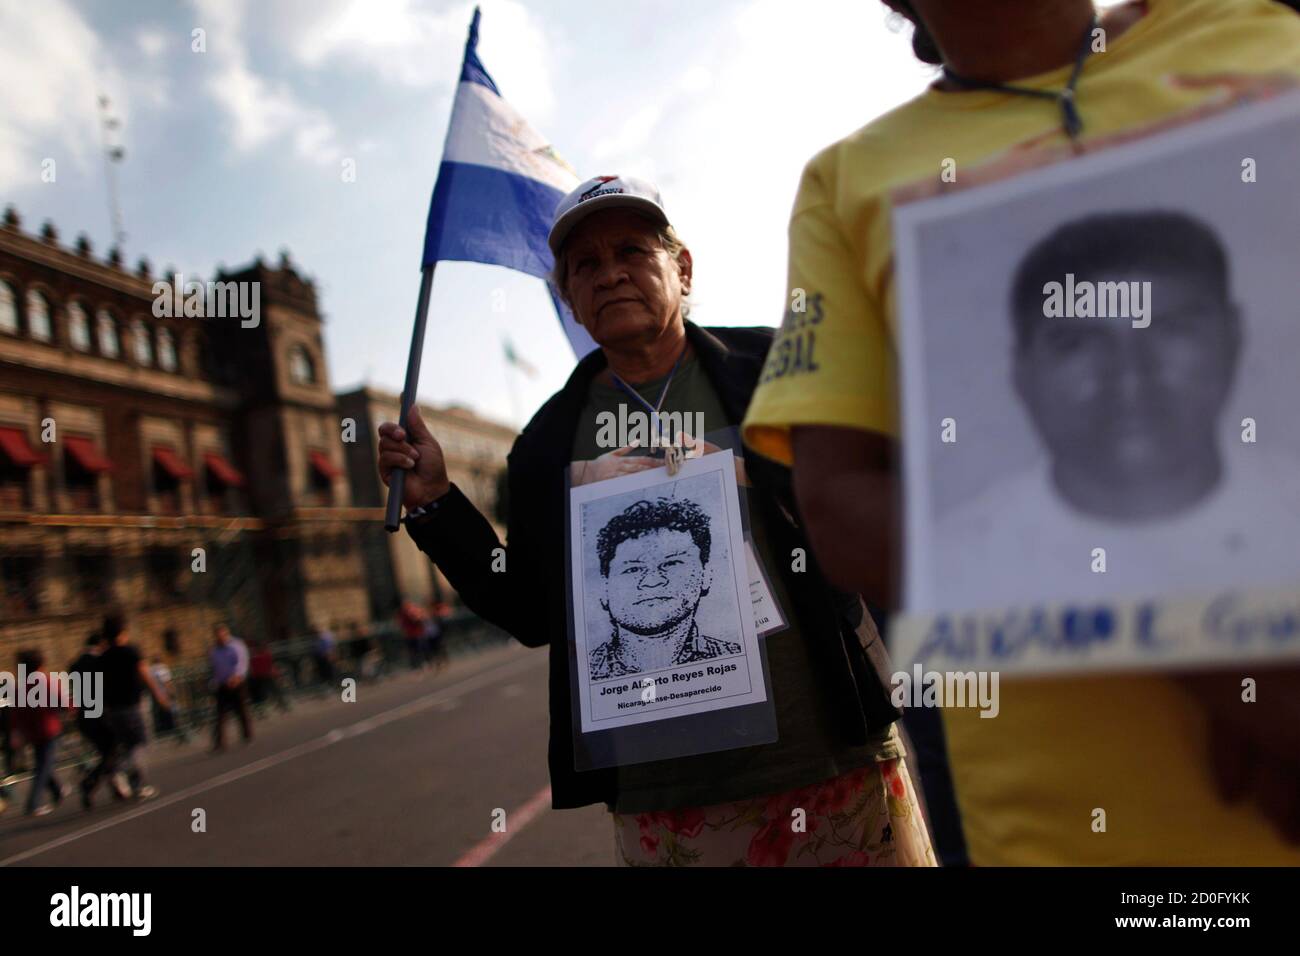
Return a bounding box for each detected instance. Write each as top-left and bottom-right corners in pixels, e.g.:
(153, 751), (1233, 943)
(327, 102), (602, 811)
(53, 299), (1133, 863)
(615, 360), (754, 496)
(406, 321), (901, 809)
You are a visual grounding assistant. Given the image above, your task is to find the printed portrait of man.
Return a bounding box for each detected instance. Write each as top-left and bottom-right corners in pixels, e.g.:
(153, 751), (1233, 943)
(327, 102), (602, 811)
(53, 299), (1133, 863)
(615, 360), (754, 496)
(588, 496), (742, 680)
(1009, 209), (1240, 523)
(934, 208), (1300, 608)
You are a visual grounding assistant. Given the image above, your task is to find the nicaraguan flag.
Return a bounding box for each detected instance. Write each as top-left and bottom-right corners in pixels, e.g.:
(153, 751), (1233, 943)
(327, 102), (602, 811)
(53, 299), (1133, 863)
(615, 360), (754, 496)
(422, 7), (596, 357)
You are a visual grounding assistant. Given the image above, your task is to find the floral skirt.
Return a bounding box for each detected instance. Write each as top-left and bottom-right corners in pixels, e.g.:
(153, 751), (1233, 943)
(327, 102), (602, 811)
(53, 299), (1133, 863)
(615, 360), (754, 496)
(612, 757), (937, 867)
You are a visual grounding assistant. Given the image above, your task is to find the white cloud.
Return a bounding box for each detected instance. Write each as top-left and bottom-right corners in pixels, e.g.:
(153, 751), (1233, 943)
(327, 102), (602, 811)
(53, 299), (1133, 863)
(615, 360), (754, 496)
(191, 0), (343, 165)
(581, 0), (933, 329)
(291, 0), (559, 126)
(592, 100), (670, 164)
(0, 0), (117, 188)
(137, 27), (168, 58)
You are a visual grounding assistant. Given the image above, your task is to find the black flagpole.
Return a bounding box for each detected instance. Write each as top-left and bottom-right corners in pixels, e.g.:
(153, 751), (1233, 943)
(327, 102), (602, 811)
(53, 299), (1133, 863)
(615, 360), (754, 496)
(384, 261), (437, 532)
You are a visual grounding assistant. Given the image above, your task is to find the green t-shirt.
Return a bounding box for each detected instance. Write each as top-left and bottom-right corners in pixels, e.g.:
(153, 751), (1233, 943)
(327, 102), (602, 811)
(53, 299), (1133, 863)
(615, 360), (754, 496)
(572, 352), (899, 813)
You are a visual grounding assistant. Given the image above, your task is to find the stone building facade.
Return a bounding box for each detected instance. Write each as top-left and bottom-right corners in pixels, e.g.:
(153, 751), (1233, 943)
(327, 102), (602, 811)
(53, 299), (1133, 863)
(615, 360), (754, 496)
(0, 207), (514, 668)
(336, 387), (516, 619)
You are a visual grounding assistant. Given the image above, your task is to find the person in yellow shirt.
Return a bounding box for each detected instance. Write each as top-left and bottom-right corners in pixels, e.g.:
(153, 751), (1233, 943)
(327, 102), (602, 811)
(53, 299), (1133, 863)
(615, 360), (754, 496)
(742, 0), (1300, 865)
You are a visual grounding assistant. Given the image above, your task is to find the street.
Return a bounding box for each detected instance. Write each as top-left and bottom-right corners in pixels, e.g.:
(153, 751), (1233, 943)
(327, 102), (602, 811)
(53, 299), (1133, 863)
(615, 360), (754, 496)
(0, 645), (614, 867)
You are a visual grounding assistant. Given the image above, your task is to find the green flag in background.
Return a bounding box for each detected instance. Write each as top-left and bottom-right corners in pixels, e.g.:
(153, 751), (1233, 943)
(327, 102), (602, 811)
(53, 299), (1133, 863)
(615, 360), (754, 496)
(503, 338), (538, 377)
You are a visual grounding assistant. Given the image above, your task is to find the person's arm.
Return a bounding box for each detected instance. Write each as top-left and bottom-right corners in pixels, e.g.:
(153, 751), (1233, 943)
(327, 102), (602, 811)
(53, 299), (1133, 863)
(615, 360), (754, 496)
(791, 425), (901, 611)
(231, 642), (249, 686)
(379, 407), (538, 646)
(139, 659), (171, 711)
(1175, 666), (1300, 844)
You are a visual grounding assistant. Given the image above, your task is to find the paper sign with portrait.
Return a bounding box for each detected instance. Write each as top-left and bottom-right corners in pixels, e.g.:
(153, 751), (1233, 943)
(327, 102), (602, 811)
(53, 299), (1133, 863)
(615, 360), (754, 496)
(889, 90), (1300, 676)
(567, 448), (768, 734)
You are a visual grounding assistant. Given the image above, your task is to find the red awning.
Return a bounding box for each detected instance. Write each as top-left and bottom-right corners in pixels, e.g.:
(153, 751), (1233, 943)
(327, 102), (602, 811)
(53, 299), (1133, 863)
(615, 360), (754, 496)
(0, 426), (44, 467)
(203, 451), (246, 487)
(64, 435), (113, 473)
(152, 445), (195, 480)
(309, 450), (341, 480)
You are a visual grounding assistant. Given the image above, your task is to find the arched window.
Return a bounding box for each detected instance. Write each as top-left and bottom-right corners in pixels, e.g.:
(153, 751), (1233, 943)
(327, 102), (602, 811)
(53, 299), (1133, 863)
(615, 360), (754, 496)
(131, 318), (153, 366)
(157, 328), (177, 372)
(289, 345), (315, 385)
(67, 302), (91, 351)
(96, 309), (120, 357)
(26, 289), (51, 342)
(0, 280), (16, 334)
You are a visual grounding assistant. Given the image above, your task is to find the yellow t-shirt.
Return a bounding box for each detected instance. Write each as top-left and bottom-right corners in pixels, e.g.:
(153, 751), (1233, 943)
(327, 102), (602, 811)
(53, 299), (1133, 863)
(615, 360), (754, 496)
(742, 0), (1300, 865)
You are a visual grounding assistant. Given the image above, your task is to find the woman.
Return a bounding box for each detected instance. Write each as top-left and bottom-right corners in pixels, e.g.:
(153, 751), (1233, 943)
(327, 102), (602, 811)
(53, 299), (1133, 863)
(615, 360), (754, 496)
(11, 649), (70, 817)
(379, 175), (934, 866)
(741, 0), (1300, 863)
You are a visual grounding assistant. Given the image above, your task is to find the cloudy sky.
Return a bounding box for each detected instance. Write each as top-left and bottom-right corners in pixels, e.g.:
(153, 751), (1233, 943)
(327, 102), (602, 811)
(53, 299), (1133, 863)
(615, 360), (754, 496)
(1, 0), (940, 426)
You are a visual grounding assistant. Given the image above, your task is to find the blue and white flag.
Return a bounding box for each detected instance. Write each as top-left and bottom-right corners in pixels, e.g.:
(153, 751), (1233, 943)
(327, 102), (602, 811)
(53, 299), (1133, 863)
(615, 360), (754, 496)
(422, 8), (596, 358)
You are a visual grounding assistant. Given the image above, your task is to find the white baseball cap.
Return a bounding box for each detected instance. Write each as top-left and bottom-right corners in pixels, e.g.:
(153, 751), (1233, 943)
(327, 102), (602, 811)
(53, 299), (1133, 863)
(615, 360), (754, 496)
(548, 175), (669, 255)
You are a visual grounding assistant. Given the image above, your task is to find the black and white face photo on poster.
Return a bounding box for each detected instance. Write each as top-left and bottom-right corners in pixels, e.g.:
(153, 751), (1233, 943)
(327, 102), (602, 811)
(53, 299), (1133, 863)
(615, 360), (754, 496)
(588, 492), (741, 680)
(893, 93), (1300, 615)
(569, 449), (767, 732)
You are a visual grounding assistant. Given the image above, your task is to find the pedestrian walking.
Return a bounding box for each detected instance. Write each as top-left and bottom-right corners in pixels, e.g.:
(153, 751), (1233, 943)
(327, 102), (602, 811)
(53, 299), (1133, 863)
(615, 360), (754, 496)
(10, 649), (71, 817)
(149, 656), (180, 738)
(0, 692), (15, 815)
(397, 601), (425, 672)
(67, 632), (122, 806)
(209, 623), (253, 751)
(423, 604), (448, 673)
(81, 613), (171, 805)
(248, 639), (291, 713)
(345, 622), (376, 679)
(312, 624), (337, 688)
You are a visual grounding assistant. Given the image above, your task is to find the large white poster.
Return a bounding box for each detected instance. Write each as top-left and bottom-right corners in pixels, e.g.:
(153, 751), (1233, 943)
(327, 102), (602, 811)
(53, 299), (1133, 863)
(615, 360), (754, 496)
(569, 449), (768, 731)
(890, 92), (1300, 676)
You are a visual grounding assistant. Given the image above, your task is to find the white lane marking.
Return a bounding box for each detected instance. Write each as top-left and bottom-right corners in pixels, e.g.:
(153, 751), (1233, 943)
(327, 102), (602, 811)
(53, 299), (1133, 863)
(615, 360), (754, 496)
(0, 651), (545, 866)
